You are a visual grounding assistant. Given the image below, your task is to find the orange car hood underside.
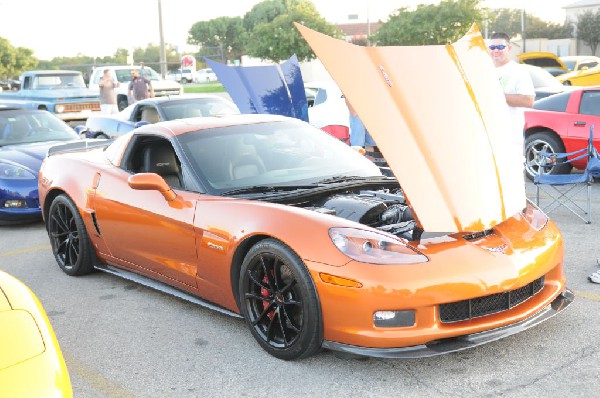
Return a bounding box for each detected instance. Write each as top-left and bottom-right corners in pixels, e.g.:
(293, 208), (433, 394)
(296, 23), (526, 233)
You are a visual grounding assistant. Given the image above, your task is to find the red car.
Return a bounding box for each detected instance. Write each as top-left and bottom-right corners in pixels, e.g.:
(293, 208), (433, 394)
(524, 86), (600, 180)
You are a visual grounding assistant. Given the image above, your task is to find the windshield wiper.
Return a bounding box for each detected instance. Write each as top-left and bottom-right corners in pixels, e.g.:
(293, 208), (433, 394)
(316, 175), (390, 184)
(222, 185), (314, 196)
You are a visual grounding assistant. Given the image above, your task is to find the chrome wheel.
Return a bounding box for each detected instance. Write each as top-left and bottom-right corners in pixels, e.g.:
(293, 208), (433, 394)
(524, 132), (571, 180)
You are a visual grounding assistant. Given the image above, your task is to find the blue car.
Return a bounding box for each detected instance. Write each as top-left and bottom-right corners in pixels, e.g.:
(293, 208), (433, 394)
(0, 107), (80, 225)
(83, 94), (239, 138)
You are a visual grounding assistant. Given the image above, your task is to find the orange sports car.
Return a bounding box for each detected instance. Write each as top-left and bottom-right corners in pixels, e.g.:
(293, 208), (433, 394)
(38, 25), (573, 360)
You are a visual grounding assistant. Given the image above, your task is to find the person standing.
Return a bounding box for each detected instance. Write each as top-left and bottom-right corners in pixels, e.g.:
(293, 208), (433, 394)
(488, 32), (535, 152)
(98, 69), (120, 114)
(128, 67), (154, 104)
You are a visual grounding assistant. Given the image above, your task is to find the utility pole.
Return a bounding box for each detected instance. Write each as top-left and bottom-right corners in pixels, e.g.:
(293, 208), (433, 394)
(521, 7), (527, 52)
(158, 0), (167, 78)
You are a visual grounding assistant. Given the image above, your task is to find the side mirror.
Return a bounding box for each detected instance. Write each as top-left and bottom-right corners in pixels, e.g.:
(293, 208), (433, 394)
(73, 125), (89, 138)
(128, 173), (176, 201)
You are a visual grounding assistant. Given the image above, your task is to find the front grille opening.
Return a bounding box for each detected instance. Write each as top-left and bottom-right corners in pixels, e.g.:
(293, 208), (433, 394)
(439, 276), (545, 323)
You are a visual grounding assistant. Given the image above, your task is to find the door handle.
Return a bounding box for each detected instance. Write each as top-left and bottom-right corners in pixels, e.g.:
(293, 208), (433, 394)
(574, 121), (587, 126)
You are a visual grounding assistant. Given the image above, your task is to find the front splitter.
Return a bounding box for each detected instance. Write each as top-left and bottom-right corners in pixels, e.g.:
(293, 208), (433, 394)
(323, 289), (574, 359)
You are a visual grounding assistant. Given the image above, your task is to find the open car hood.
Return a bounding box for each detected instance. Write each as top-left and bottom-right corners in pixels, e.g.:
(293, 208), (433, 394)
(206, 55), (308, 122)
(296, 23), (526, 233)
(517, 52), (568, 73)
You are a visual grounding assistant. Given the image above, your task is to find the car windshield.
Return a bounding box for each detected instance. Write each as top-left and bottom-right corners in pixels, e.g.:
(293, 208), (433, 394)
(0, 110), (79, 146)
(160, 98), (239, 119)
(562, 61), (576, 71)
(115, 67), (161, 83)
(177, 119), (382, 195)
(32, 73), (86, 89)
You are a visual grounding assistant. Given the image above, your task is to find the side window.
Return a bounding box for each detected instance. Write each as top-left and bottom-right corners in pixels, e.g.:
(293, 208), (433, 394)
(579, 91), (600, 117)
(123, 136), (183, 189)
(22, 76), (31, 90)
(579, 61), (598, 70)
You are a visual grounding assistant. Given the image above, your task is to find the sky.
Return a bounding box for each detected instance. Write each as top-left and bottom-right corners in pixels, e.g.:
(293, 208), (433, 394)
(0, 0), (575, 60)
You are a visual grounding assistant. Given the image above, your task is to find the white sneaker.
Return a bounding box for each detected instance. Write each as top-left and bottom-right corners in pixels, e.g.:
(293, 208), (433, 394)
(589, 271), (600, 284)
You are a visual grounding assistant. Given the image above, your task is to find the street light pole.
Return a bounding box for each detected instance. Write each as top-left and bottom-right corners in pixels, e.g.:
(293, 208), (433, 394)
(158, 0), (167, 78)
(521, 7), (527, 52)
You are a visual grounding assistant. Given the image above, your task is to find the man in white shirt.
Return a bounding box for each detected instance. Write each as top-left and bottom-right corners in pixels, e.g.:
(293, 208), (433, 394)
(488, 32), (535, 152)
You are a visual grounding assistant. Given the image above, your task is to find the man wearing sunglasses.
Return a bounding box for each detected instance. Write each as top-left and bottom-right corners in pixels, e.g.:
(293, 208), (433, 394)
(489, 32), (535, 159)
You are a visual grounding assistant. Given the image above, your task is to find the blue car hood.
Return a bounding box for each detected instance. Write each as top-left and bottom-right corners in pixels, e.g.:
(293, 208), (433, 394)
(0, 141), (66, 172)
(206, 55), (308, 122)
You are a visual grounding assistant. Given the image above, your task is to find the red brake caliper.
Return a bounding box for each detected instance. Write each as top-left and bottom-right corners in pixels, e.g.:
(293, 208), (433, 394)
(261, 275), (275, 320)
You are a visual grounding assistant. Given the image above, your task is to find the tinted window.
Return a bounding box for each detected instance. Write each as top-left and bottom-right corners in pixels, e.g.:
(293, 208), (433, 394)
(579, 91), (600, 116)
(579, 61), (598, 70)
(177, 119), (380, 194)
(533, 91), (570, 112)
(0, 110), (78, 146)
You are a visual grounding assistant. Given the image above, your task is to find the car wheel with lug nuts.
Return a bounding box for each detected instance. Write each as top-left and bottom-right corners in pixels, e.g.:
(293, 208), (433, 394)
(47, 194), (95, 276)
(524, 131), (572, 181)
(239, 239), (322, 360)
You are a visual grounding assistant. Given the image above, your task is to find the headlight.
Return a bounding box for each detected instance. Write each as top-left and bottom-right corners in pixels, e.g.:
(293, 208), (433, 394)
(329, 228), (428, 265)
(0, 163), (36, 180)
(522, 200), (548, 231)
(55, 104), (65, 113)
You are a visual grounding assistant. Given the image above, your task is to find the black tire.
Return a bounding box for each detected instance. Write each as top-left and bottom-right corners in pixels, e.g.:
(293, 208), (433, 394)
(47, 194), (95, 276)
(563, 80), (572, 86)
(181, 77), (189, 84)
(117, 96), (128, 112)
(524, 132), (572, 181)
(239, 239), (322, 360)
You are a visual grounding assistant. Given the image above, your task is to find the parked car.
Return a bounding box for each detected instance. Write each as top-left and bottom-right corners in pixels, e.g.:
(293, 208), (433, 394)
(83, 95), (239, 138)
(195, 68), (218, 82)
(524, 86), (600, 180)
(39, 108), (572, 360)
(0, 79), (20, 91)
(517, 52), (568, 77)
(0, 107), (84, 225)
(305, 80), (350, 142)
(88, 65), (183, 111)
(0, 270), (72, 397)
(166, 68), (196, 84)
(557, 62), (600, 86)
(523, 64), (571, 100)
(559, 55), (600, 72)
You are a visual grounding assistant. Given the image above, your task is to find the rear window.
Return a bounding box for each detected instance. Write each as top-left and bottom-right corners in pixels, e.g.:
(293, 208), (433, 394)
(533, 91), (570, 112)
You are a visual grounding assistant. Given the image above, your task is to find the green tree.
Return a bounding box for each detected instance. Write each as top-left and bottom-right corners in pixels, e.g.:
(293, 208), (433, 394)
(488, 8), (572, 39)
(243, 0), (286, 31)
(245, 0), (341, 62)
(187, 16), (246, 63)
(577, 10), (600, 55)
(374, 0), (485, 46)
(0, 38), (38, 79)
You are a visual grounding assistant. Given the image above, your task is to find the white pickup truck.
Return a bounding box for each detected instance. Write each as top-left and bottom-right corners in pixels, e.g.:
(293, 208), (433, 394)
(89, 65), (183, 111)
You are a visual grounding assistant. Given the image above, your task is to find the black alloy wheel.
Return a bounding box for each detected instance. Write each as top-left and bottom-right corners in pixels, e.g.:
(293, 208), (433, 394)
(47, 194), (95, 276)
(239, 239), (322, 360)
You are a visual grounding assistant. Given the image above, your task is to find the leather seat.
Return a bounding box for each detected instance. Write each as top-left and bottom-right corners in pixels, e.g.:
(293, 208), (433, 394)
(141, 142), (182, 188)
(140, 107), (160, 124)
(227, 143), (265, 180)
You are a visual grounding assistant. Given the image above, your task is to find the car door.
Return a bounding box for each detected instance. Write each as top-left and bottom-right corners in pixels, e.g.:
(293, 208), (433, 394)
(92, 134), (199, 288)
(567, 90), (600, 154)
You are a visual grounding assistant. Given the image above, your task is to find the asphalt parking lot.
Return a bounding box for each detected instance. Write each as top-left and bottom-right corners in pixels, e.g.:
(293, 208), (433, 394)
(1, 180), (599, 398)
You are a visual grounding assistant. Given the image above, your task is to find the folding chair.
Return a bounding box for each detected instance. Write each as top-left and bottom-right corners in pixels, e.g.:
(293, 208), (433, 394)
(534, 125), (597, 224)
